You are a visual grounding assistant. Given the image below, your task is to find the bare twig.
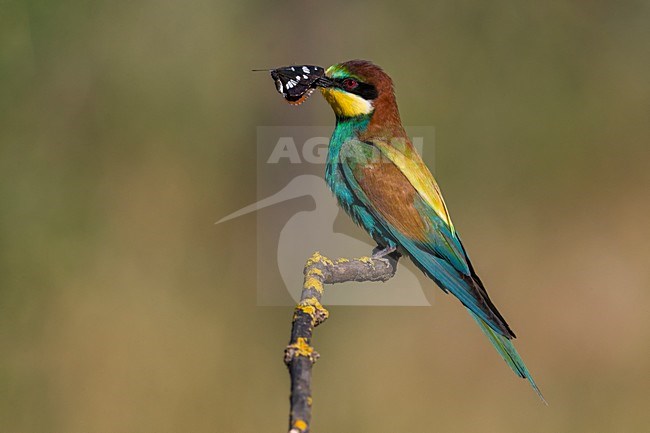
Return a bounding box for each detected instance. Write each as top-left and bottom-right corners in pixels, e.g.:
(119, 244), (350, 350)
(284, 250), (399, 433)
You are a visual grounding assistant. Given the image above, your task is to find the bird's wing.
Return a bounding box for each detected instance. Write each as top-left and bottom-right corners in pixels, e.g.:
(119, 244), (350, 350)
(340, 138), (545, 400)
(339, 138), (514, 338)
(371, 139), (455, 234)
(339, 138), (545, 400)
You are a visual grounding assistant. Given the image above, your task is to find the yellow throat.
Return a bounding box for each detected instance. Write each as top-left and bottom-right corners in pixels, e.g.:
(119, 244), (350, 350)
(320, 87), (374, 117)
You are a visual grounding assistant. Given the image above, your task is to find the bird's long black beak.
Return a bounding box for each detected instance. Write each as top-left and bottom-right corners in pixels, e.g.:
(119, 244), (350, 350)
(315, 76), (335, 88)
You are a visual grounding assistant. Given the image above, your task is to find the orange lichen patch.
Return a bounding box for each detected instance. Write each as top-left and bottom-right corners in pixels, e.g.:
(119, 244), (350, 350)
(303, 262), (326, 293)
(334, 257), (349, 264)
(293, 303), (315, 322)
(306, 267), (323, 277)
(293, 297), (329, 325)
(292, 419), (308, 432)
(301, 297), (327, 312)
(285, 337), (316, 363)
(356, 256), (374, 264)
(303, 275), (324, 294)
(307, 396), (313, 406)
(305, 251), (333, 268)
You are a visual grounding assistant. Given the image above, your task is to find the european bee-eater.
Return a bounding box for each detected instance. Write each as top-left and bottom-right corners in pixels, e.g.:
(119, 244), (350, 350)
(270, 60), (544, 401)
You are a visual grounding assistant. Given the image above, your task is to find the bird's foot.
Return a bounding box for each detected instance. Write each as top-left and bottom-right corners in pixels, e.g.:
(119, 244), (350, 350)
(372, 245), (397, 259)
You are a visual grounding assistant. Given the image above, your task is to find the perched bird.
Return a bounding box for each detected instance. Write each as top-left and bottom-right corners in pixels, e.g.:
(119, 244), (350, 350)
(270, 60), (544, 401)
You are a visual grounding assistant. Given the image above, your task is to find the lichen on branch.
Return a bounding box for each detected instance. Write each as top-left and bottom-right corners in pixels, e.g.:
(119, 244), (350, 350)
(284, 250), (399, 433)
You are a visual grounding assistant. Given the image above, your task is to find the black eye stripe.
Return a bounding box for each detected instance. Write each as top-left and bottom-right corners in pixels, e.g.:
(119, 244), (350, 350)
(334, 79), (378, 100)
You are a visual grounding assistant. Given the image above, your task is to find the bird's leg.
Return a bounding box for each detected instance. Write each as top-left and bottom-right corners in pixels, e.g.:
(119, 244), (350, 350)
(371, 245), (397, 259)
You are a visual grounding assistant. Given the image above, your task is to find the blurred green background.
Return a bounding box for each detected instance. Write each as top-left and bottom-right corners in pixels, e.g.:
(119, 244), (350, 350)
(1, 1), (649, 432)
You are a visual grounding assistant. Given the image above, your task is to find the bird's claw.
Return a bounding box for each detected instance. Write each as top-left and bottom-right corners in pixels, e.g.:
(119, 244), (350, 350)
(372, 245), (397, 259)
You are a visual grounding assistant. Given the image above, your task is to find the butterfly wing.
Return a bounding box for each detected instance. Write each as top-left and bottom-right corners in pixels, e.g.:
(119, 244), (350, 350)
(271, 65), (325, 104)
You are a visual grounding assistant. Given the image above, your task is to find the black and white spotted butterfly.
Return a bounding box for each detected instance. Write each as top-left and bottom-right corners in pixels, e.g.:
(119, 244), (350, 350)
(268, 65), (326, 105)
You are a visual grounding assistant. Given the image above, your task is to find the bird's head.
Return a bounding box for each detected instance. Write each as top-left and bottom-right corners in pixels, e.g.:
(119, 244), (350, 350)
(318, 60), (397, 120)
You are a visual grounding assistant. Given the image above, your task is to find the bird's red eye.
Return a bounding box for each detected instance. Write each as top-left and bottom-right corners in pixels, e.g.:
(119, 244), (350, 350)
(342, 78), (358, 91)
